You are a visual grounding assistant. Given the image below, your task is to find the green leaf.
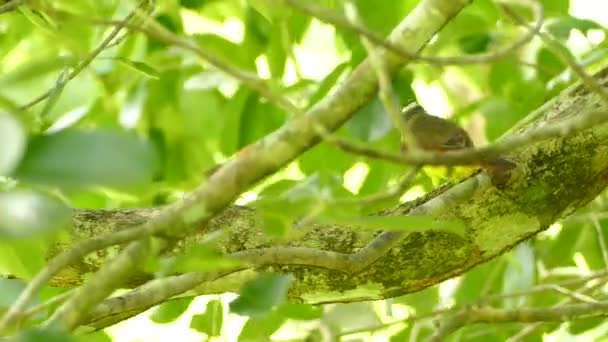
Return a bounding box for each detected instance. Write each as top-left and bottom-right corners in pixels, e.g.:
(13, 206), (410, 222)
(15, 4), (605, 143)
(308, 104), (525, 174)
(343, 69), (413, 143)
(237, 310), (286, 341)
(265, 26), (287, 79)
(0, 278), (28, 312)
(568, 316), (604, 335)
(307, 62), (349, 108)
(277, 303), (323, 320)
(0, 112), (27, 175)
(260, 211), (291, 238)
(458, 33), (492, 54)
(248, 0), (290, 21)
(298, 141), (354, 175)
(548, 16), (604, 39)
(18, 7), (57, 32)
(16, 129), (159, 191)
(16, 328), (75, 342)
(502, 243), (536, 308)
(346, 97), (393, 142)
(230, 273), (292, 317)
(454, 258), (505, 304)
(432, 11), (492, 49)
(253, 174), (357, 233)
(351, 0), (415, 36)
(161, 244), (242, 274)
(149, 297), (193, 324)
(479, 97), (524, 141)
(190, 299), (223, 336)
(489, 61), (523, 95)
(572, 223), (605, 270)
(536, 48), (566, 81)
(323, 302), (381, 333)
(75, 330), (112, 342)
(541, 0), (570, 16)
(237, 95), (286, 149)
(0, 189), (70, 239)
(0, 237), (49, 279)
(219, 87), (250, 156)
(193, 34), (257, 71)
(180, 0), (206, 10)
(396, 286), (439, 313)
(115, 58), (161, 79)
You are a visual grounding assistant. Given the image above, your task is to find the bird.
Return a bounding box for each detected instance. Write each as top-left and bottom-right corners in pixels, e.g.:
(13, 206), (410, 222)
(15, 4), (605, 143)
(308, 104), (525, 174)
(400, 103), (516, 187)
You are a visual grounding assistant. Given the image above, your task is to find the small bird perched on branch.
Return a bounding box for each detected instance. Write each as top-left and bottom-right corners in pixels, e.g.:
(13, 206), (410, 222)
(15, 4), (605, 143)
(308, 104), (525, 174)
(400, 103), (516, 187)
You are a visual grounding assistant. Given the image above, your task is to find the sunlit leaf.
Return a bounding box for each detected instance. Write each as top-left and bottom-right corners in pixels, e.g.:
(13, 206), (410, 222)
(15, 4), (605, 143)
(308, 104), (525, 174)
(190, 299), (223, 336)
(0, 237), (49, 280)
(16, 129), (159, 191)
(277, 303), (323, 320)
(546, 16), (603, 39)
(230, 273), (292, 317)
(454, 258), (505, 304)
(237, 310), (286, 341)
(149, 297), (193, 324)
(161, 244), (242, 274)
(193, 34), (257, 71)
(0, 189), (70, 239)
(0, 112), (27, 175)
(346, 97), (393, 142)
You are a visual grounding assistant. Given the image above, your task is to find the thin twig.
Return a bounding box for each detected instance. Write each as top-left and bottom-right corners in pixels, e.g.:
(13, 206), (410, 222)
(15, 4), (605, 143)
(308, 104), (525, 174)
(0, 0), (22, 15)
(507, 273), (606, 341)
(338, 270), (608, 337)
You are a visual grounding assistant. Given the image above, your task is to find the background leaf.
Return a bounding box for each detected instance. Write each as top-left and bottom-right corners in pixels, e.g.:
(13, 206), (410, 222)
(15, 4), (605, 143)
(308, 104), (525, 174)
(16, 129), (159, 191)
(230, 273), (292, 317)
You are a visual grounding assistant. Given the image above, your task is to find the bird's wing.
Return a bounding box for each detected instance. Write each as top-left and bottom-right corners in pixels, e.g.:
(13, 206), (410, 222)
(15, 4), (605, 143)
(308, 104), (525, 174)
(440, 129), (473, 150)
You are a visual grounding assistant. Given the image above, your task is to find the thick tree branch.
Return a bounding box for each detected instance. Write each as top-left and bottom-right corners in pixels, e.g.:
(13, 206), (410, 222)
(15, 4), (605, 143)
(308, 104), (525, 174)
(45, 65), (608, 327)
(0, 0), (470, 333)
